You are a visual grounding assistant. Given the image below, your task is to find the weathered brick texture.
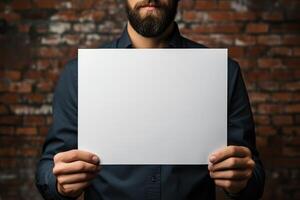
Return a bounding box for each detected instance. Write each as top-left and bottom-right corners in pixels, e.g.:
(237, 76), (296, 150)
(0, 0), (299, 199)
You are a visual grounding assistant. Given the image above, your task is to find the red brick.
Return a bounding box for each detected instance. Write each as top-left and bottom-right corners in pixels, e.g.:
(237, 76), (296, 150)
(283, 127), (300, 135)
(257, 104), (284, 114)
(0, 70), (21, 81)
(195, 1), (218, 10)
(0, 93), (19, 103)
(0, 127), (15, 135)
(283, 58), (300, 68)
(193, 24), (242, 34)
(284, 82), (300, 91)
(9, 82), (32, 93)
(237, 59), (256, 69)
(0, 104), (8, 114)
(179, 0), (194, 9)
(23, 116), (46, 126)
(293, 47), (300, 56)
(256, 136), (268, 147)
(0, 116), (22, 125)
(249, 92), (269, 103)
(51, 10), (78, 21)
(228, 46), (245, 58)
(235, 35), (256, 46)
(36, 81), (54, 92)
(254, 115), (271, 125)
(272, 115), (293, 125)
(23, 70), (43, 80)
(234, 12), (257, 21)
(282, 147), (300, 157)
(0, 12), (20, 22)
(270, 47), (293, 56)
(258, 58), (282, 69)
(11, 0), (32, 10)
(16, 127), (37, 135)
(262, 12), (284, 21)
(22, 94), (45, 104)
(285, 104), (300, 113)
(246, 23), (269, 33)
(257, 35), (281, 45)
(79, 10), (105, 22)
(34, 0), (60, 9)
(218, 1), (231, 10)
(36, 47), (67, 58)
(272, 93), (293, 102)
(207, 11), (234, 21)
(272, 23), (300, 34)
(283, 35), (300, 45)
(39, 126), (50, 135)
(246, 47), (267, 57)
(182, 11), (204, 22)
(256, 126), (277, 136)
(258, 81), (280, 91)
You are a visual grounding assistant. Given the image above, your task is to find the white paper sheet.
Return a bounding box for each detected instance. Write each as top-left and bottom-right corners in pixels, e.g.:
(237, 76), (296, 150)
(78, 49), (227, 165)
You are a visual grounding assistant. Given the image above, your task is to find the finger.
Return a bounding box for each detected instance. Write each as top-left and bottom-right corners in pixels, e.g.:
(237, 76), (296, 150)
(57, 172), (99, 185)
(59, 182), (90, 197)
(209, 146), (252, 164)
(209, 169), (252, 180)
(54, 150), (100, 165)
(53, 161), (101, 175)
(208, 157), (255, 171)
(214, 179), (247, 194)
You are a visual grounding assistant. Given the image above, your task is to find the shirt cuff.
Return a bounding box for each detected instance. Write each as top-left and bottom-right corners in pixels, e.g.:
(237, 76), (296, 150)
(48, 171), (77, 200)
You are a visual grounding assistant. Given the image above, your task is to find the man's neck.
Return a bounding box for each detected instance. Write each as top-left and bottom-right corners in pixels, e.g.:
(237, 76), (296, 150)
(127, 21), (175, 48)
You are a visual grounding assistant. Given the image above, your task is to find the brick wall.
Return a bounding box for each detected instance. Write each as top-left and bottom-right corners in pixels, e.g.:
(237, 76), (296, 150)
(0, 0), (299, 199)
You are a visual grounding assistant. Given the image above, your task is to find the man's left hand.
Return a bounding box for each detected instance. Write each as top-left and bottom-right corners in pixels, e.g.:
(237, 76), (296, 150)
(208, 145), (255, 194)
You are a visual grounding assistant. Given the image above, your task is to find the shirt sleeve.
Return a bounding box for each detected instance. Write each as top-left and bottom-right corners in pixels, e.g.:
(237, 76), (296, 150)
(35, 60), (78, 200)
(226, 59), (265, 199)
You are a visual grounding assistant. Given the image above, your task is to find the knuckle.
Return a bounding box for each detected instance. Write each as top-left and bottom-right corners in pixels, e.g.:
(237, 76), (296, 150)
(229, 171), (235, 178)
(225, 180), (232, 189)
(52, 165), (59, 175)
(229, 158), (237, 167)
(54, 153), (61, 163)
(57, 176), (64, 184)
(69, 151), (77, 161)
(82, 173), (88, 180)
(248, 160), (255, 168)
(245, 148), (251, 156)
(231, 146), (240, 156)
(92, 165), (98, 171)
(229, 146), (236, 155)
(77, 162), (86, 171)
(246, 171), (252, 178)
(60, 184), (68, 193)
(64, 187), (75, 195)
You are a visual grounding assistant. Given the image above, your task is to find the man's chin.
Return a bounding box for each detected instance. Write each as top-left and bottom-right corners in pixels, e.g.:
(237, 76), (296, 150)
(139, 10), (160, 18)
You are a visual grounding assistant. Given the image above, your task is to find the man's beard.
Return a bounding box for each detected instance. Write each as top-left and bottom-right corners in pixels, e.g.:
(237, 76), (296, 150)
(125, 0), (178, 38)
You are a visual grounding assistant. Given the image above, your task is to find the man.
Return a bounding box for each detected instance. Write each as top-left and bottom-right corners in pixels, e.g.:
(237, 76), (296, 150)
(35, 0), (265, 199)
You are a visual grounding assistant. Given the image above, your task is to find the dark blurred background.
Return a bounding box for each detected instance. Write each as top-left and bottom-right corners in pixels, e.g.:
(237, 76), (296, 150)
(0, 0), (299, 199)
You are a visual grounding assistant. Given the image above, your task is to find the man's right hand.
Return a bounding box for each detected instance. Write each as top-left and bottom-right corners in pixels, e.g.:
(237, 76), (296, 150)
(53, 150), (101, 198)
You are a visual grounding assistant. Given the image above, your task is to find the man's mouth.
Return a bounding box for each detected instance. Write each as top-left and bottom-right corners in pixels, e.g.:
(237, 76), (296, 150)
(139, 3), (159, 11)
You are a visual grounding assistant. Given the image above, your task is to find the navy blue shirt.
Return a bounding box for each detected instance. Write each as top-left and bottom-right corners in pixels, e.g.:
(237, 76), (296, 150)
(35, 22), (265, 200)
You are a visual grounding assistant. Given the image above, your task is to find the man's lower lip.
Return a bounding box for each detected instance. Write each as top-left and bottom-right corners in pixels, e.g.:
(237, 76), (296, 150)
(141, 6), (158, 11)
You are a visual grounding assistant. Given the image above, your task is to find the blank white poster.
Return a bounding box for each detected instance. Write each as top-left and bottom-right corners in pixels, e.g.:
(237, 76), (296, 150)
(78, 49), (227, 165)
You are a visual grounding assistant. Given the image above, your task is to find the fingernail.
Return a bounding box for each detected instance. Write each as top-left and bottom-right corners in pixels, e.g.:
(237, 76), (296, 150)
(209, 155), (216, 163)
(92, 155), (99, 163)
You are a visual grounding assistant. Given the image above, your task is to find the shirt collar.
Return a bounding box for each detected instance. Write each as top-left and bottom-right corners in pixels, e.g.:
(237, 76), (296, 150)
(116, 21), (183, 48)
